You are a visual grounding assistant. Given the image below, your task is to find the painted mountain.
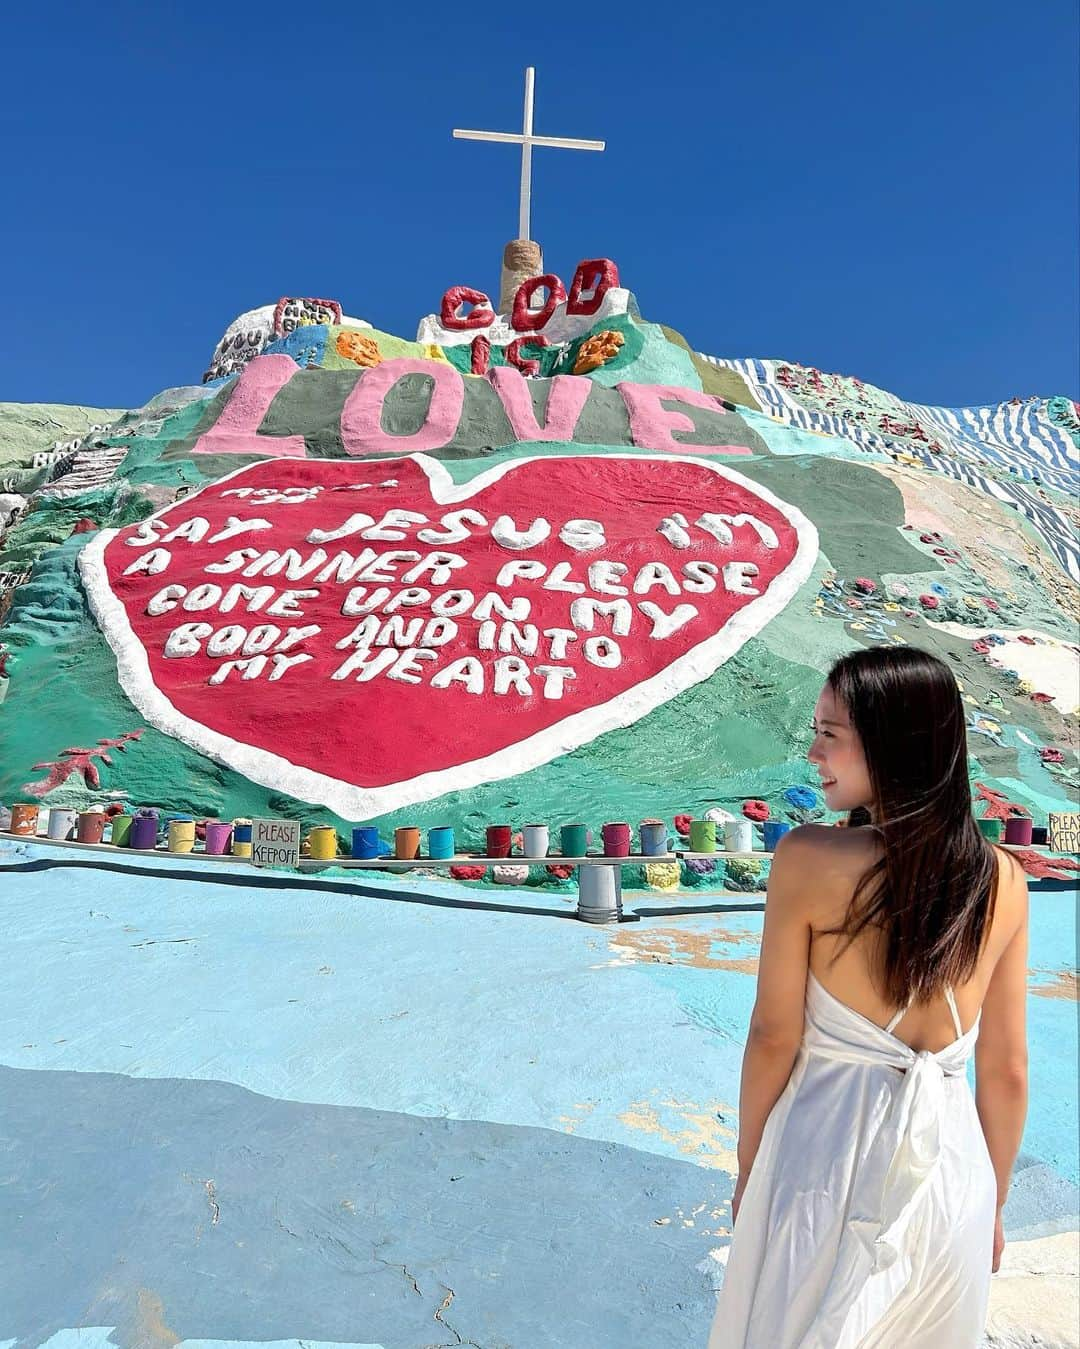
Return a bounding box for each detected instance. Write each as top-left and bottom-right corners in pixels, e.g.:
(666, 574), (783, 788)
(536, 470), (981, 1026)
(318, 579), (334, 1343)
(1, 264), (1077, 872)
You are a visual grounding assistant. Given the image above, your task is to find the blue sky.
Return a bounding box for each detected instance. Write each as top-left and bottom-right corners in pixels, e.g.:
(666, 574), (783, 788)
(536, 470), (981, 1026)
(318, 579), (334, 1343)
(4, 0), (1077, 410)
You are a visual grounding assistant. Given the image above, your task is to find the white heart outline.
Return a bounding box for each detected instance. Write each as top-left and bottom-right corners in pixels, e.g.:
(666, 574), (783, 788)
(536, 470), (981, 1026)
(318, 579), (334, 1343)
(79, 452), (819, 818)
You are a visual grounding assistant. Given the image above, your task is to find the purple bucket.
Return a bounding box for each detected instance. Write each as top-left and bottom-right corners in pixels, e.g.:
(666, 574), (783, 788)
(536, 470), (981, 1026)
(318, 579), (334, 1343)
(204, 822), (233, 855)
(130, 814), (159, 850)
(1003, 816), (1033, 846)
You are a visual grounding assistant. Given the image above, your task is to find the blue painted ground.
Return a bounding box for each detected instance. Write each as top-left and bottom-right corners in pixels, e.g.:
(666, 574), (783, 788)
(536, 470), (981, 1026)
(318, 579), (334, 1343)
(0, 841), (1076, 1347)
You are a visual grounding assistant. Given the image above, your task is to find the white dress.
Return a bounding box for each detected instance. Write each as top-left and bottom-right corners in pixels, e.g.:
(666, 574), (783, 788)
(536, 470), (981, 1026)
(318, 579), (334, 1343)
(708, 972), (995, 1348)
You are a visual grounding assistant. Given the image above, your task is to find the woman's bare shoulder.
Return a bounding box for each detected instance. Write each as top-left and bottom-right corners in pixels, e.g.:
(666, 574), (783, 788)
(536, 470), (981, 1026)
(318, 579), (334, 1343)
(773, 823), (879, 891)
(990, 844), (1030, 918)
(775, 822), (879, 862)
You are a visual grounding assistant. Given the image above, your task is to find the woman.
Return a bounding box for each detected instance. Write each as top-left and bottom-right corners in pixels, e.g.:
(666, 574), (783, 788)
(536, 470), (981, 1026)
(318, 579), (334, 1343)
(709, 646), (1029, 1348)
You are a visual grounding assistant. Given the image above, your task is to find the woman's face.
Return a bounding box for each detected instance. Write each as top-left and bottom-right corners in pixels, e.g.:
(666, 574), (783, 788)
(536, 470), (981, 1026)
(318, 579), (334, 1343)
(808, 683), (874, 814)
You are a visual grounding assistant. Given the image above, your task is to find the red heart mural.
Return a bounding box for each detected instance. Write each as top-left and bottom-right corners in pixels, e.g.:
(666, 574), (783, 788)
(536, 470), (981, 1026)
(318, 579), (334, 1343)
(79, 454), (817, 816)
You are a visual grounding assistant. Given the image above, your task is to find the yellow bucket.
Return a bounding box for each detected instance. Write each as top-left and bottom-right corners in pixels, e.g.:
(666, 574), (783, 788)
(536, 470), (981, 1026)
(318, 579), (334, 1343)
(308, 825), (338, 860)
(167, 819), (196, 853)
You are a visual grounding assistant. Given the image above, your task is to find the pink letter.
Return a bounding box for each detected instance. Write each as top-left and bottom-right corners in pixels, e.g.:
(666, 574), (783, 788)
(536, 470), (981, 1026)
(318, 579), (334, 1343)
(192, 354), (306, 458)
(488, 367), (590, 442)
(341, 358), (464, 456)
(617, 382), (752, 456)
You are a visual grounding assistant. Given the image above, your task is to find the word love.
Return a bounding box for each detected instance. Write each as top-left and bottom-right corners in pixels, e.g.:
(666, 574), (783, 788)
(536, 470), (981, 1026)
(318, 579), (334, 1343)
(189, 355), (761, 462)
(81, 454), (816, 818)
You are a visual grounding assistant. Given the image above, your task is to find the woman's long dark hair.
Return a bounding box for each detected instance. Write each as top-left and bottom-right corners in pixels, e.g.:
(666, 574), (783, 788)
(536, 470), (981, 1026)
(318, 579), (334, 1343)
(825, 645), (998, 1005)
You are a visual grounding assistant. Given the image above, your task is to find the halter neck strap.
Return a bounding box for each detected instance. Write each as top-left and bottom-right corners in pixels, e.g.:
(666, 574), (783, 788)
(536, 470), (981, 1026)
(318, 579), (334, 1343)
(884, 986), (963, 1037)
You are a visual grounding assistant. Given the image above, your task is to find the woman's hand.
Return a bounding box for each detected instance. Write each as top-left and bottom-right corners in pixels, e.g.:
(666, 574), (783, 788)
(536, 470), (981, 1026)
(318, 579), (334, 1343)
(992, 1210), (1005, 1272)
(731, 1174), (748, 1227)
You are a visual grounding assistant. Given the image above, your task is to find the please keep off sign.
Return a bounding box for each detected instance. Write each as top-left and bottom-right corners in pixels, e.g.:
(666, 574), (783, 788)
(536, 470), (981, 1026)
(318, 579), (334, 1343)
(251, 818), (301, 868)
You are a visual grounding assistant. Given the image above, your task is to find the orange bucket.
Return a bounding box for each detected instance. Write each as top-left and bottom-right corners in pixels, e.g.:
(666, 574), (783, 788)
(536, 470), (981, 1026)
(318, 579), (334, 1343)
(10, 803), (39, 836)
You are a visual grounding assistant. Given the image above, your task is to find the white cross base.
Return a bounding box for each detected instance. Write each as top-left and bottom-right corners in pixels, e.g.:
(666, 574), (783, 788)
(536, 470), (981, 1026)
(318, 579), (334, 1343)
(452, 67), (605, 243)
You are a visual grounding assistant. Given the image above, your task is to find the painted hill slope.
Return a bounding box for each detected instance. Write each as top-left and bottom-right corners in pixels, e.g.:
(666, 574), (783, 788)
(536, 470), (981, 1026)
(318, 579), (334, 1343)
(0, 265), (1076, 870)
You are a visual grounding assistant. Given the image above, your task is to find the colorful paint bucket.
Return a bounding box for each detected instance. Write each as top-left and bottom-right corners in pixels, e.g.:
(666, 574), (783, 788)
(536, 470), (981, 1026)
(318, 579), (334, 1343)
(231, 819), (253, 857)
(639, 821), (670, 856)
(46, 808), (78, 841)
(395, 826), (421, 859)
(109, 814), (133, 847)
(977, 818), (1003, 842)
(602, 821), (632, 857)
(77, 811), (108, 844)
(130, 814), (159, 850)
(10, 803), (39, 836)
(522, 824), (549, 858)
(560, 823), (588, 857)
(1003, 817), (1033, 846)
(167, 816), (196, 853)
(724, 819), (754, 853)
(204, 821), (232, 855)
(352, 826), (387, 859)
(428, 825), (455, 859)
(763, 820), (791, 851)
(486, 824), (512, 857)
(689, 819), (717, 853)
(308, 826), (338, 860)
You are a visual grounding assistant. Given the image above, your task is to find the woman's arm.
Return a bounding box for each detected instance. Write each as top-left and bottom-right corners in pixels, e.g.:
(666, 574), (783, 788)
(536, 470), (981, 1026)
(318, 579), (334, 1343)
(975, 856), (1029, 1270)
(733, 829), (813, 1216)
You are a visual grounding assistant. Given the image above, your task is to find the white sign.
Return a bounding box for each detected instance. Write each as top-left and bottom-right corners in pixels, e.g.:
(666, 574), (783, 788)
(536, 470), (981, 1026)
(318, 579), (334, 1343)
(251, 817), (301, 868)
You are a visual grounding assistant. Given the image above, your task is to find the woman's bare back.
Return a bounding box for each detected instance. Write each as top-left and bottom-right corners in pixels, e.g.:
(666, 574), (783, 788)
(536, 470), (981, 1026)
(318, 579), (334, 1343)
(800, 825), (1028, 1052)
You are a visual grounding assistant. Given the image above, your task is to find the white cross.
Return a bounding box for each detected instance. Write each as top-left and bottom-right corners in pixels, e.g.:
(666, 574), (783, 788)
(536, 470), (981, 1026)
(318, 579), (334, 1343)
(453, 67), (605, 243)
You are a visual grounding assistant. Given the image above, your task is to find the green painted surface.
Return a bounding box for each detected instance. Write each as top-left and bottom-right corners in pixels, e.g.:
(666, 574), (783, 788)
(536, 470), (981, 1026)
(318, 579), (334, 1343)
(1, 300), (1076, 866)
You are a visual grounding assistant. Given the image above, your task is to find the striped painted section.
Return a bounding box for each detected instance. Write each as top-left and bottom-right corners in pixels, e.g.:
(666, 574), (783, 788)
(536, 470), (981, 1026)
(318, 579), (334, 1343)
(40, 445), (128, 499)
(701, 356), (1080, 583)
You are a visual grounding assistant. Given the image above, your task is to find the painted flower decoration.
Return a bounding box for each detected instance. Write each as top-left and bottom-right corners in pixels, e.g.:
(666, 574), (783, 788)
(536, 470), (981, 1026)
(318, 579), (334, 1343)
(890, 582), (910, 599)
(919, 533), (936, 544)
(742, 799), (770, 822)
(854, 578), (876, 594)
(919, 594), (940, 610)
(1031, 692), (1054, 705)
(964, 596), (981, 610)
(1018, 635), (1037, 646)
(573, 328), (625, 375)
(883, 601), (900, 612)
(904, 608), (917, 619)
(1017, 679), (1035, 694)
(1040, 747), (1065, 764)
(335, 331), (382, 368)
(850, 622), (866, 631)
(984, 599), (1000, 612)
(930, 582), (949, 597)
(972, 640), (991, 655)
(674, 813), (693, 838)
(987, 633), (1006, 646)
(450, 864), (489, 881)
(705, 807), (736, 826)
(846, 598), (864, 610)
(783, 786), (818, 810)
